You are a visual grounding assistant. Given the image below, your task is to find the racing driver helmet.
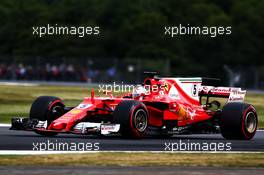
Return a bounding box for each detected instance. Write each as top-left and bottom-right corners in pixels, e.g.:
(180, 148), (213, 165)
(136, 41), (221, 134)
(132, 86), (148, 98)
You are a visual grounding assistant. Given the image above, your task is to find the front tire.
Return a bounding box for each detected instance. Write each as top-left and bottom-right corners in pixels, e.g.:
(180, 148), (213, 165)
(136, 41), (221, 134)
(113, 100), (148, 139)
(220, 102), (258, 140)
(30, 96), (65, 136)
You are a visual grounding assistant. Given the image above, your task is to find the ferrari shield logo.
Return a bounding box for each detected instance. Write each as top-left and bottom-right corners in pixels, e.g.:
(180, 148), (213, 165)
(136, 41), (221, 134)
(164, 83), (169, 91)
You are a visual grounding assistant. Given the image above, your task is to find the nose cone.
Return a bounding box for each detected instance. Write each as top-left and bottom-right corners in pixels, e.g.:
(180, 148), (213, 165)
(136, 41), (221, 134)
(51, 122), (66, 130)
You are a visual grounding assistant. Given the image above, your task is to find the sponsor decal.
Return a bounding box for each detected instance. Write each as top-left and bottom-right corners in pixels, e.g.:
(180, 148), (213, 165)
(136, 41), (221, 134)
(191, 84), (198, 97)
(77, 103), (92, 109)
(176, 106), (195, 121)
(100, 124), (120, 135)
(168, 86), (180, 99)
(164, 83), (169, 91)
(186, 107), (195, 120)
(177, 106), (187, 120)
(211, 87), (231, 93)
(101, 125), (115, 131)
(70, 109), (82, 115)
(228, 90), (246, 102)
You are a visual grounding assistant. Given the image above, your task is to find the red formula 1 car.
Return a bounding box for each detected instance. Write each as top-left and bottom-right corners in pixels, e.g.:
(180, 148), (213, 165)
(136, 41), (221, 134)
(11, 73), (258, 140)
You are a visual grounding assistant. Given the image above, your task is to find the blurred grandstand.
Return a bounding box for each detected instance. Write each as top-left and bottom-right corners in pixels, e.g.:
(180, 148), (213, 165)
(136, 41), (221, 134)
(0, 58), (169, 84)
(0, 59), (263, 90)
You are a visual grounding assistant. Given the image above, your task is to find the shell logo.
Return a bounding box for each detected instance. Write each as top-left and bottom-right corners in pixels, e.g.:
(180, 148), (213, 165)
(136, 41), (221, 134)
(70, 109), (82, 115)
(177, 106), (187, 120)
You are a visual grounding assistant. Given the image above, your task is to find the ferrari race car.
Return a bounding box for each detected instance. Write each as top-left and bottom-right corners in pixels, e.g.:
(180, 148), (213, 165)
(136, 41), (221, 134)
(11, 73), (258, 140)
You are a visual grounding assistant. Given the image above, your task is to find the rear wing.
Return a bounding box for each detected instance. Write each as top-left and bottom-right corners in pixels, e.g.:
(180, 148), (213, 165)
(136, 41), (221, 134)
(199, 86), (246, 103)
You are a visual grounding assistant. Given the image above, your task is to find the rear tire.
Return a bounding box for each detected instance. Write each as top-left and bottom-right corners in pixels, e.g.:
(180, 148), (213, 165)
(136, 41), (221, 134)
(220, 102), (258, 140)
(113, 100), (148, 139)
(30, 96), (65, 136)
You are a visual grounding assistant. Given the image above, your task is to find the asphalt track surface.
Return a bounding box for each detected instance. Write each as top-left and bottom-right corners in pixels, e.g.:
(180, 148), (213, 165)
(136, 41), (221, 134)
(0, 126), (263, 151)
(1, 166), (264, 175)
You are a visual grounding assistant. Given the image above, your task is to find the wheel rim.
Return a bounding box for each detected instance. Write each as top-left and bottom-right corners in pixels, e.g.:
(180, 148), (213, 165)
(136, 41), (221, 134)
(245, 111), (257, 134)
(134, 109), (148, 132)
(49, 105), (64, 120)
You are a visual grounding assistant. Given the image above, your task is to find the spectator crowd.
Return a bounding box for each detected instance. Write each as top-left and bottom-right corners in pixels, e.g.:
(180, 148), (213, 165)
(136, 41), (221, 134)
(0, 63), (117, 83)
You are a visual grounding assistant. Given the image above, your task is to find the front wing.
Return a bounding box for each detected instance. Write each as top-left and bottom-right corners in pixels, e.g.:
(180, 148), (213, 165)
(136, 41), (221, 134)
(10, 117), (120, 136)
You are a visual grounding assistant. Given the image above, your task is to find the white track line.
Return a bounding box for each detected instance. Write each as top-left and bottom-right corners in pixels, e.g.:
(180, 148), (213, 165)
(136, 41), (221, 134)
(0, 82), (39, 86)
(0, 124), (11, 127)
(0, 150), (263, 155)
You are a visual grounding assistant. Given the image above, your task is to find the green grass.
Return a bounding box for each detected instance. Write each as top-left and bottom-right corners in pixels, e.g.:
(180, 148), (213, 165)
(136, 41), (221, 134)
(0, 153), (264, 167)
(0, 85), (88, 123)
(0, 85), (263, 127)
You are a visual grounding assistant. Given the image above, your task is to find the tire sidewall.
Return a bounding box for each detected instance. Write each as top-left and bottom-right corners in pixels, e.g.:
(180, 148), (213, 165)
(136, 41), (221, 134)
(30, 96), (64, 123)
(30, 96), (64, 136)
(220, 102), (258, 140)
(129, 104), (148, 138)
(241, 105), (258, 139)
(46, 99), (65, 124)
(114, 100), (149, 138)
